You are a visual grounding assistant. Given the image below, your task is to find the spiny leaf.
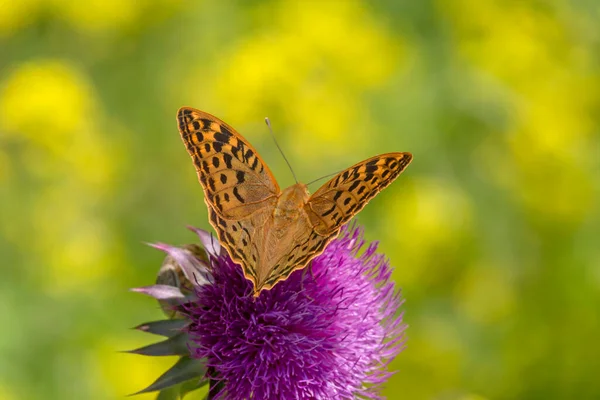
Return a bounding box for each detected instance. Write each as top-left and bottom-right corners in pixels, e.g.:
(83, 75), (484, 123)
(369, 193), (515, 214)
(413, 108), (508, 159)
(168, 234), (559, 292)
(133, 319), (188, 338)
(124, 332), (189, 356)
(130, 356), (208, 396)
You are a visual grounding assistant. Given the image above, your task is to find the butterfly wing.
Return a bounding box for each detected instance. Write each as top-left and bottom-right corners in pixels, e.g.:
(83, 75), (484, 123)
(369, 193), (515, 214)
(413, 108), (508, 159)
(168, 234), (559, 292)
(258, 153), (413, 293)
(305, 153), (412, 236)
(259, 220), (328, 293)
(177, 107), (279, 286)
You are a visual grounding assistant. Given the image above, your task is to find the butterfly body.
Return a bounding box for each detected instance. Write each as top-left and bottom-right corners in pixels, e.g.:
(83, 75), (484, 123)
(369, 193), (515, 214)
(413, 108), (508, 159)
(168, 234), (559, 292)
(273, 183), (310, 225)
(177, 107), (412, 296)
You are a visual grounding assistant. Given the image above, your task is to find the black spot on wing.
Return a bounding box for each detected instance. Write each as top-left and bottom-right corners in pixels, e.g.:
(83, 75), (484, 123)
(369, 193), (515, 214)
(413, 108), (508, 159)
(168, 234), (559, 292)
(225, 231), (236, 247)
(341, 170), (350, 182)
(233, 187), (244, 203)
(207, 177), (216, 192)
(365, 164), (378, 174)
(359, 190), (371, 202)
(230, 145), (240, 160)
(218, 125), (233, 139)
(347, 203), (359, 214)
(322, 204), (336, 217)
(236, 170), (245, 183)
(223, 153), (233, 169)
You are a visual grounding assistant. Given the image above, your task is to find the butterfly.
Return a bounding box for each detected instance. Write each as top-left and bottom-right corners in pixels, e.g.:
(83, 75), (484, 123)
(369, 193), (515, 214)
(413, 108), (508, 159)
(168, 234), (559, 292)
(177, 107), (412, 296)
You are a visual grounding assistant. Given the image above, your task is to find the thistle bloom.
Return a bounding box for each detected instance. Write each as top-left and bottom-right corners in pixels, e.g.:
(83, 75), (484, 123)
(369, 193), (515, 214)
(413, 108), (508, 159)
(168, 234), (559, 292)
(130, 225), (406, 399)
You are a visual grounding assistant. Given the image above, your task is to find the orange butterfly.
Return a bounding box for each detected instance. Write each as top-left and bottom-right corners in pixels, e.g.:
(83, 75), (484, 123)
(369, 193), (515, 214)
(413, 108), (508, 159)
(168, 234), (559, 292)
(177, 107), (412, 296)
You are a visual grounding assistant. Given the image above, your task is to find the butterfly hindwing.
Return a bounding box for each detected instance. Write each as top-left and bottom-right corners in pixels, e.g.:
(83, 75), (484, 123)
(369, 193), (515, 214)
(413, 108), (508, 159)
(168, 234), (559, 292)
(305, 153), (413, 236)
(206, 203), (270, 284)
(261, 228), (330, 291)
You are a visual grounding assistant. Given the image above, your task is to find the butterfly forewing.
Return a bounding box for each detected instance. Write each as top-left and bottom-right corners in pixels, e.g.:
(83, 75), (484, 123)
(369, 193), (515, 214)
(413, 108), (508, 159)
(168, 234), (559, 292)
(178, 108), (280, 219)
(305, 153), (413, 236)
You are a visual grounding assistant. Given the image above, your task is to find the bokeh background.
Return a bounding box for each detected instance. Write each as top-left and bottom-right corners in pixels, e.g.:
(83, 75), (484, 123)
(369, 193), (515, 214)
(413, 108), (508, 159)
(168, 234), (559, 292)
(1, 1), (599, 399)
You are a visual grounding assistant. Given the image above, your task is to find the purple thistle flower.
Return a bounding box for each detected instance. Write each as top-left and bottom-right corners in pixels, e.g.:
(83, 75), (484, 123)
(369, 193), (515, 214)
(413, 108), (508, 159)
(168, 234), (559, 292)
(181, 224), (406, 399)
(129, 224), (405, 399)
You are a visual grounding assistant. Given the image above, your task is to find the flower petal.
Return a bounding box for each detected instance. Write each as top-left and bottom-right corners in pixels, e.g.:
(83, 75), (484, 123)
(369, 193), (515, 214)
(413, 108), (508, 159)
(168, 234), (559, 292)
(187, 226), (221, 258)
(130, 284), (187, 300)
(150, 242), (213, 286)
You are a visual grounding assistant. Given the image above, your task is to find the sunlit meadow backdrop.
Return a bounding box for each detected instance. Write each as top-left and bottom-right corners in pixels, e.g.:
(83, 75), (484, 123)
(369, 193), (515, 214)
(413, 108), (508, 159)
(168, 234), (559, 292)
(1, 1), (599, 399)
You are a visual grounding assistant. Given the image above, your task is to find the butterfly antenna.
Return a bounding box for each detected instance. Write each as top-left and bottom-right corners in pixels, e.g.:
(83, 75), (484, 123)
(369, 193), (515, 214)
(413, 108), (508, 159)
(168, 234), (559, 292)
(306, 169), (343, 187)
(265, 117), (298, 184)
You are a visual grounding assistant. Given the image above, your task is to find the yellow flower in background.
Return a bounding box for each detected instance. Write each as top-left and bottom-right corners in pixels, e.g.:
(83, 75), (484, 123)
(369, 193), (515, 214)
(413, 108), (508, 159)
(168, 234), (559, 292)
(0, 60), (94, 146)
(443, 0), (599, 223)
(183, 0), (404, 161)
(0, 59), (116, 187)
(0, 0), (40, 36)
(29, 184), (120, 295)
(0, 59), (120, 294)
(383, 178), (473, 285)
(52, 0), (142, 33)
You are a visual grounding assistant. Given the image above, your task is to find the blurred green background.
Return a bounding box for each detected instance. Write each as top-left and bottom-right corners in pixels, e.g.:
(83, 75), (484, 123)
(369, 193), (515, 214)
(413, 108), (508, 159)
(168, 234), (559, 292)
(1, 1), (599, 399)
